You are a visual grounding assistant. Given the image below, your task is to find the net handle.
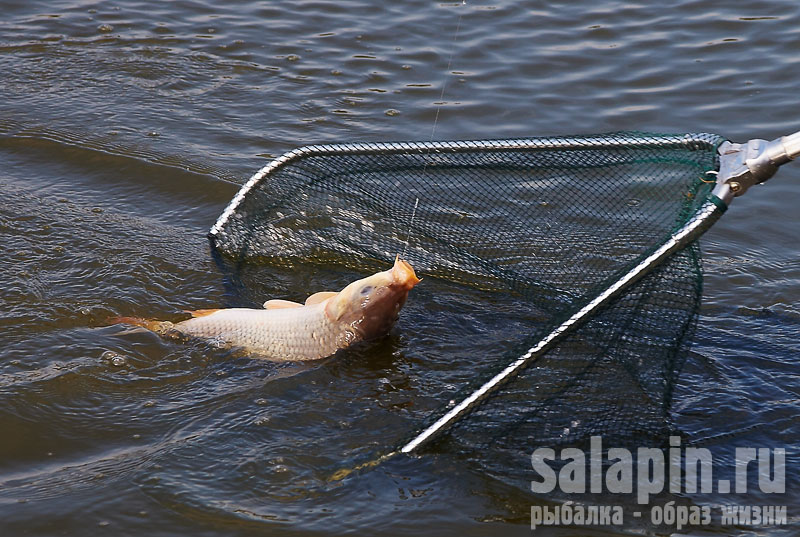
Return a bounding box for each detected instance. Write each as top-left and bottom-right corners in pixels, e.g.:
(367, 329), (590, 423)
(782, 130), (800, 161)
(714, 129), (800, 202)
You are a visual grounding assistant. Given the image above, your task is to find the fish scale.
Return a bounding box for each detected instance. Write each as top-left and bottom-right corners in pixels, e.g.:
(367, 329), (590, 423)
(177, 304), (339, 360)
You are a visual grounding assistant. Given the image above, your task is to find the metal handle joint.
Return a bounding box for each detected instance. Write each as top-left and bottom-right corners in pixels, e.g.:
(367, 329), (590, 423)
(714, 130), (800, 203)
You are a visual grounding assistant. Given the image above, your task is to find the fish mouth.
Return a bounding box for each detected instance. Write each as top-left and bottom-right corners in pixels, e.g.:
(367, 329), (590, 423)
(392, 255), (421, 289)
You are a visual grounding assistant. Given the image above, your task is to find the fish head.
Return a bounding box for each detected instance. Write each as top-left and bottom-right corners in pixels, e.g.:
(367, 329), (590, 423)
(325, 256), (420, 343)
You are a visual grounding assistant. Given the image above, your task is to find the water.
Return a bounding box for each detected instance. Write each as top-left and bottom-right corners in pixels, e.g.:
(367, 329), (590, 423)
(1, 1), (799, 535)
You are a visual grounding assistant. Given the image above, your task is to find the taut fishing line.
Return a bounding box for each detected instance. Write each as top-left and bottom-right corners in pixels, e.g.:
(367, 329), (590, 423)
(410, 1), (467, 261)
(429, 0), (467, 143)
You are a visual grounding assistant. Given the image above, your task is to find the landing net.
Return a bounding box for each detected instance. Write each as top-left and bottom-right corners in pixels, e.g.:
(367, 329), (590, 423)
(209, 132), (725, 464)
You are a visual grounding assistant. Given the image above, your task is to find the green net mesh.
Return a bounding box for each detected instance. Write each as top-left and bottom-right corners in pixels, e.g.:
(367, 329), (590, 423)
(209, 132), (724, 472)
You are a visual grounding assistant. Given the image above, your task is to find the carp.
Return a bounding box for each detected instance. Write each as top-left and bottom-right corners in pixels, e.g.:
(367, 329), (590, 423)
(113, 257), (420, 360)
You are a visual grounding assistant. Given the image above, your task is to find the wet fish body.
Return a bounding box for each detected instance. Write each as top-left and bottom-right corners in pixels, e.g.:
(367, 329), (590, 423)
(177, 302), (343, 360)
(115, 257), (420, 361)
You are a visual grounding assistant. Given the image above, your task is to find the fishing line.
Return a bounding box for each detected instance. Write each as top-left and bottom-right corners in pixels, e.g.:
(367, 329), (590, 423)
(429, 0), (467, 143)
(404, 2), (466, 259)
(402, 197), (420, 258)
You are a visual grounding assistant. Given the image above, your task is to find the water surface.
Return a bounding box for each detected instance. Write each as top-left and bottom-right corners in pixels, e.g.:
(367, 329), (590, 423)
(1, 1), (798, 535)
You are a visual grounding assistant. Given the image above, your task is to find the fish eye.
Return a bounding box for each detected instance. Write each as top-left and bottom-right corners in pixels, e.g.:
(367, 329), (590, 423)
(359, 285), (374, 296)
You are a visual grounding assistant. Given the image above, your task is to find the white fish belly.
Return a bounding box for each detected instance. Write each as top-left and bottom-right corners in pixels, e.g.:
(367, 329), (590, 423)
(174, 305), (342, 360)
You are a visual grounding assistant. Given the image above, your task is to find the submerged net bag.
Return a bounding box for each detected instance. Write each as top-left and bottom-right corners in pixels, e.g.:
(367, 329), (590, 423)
(209, 132), (725, 470)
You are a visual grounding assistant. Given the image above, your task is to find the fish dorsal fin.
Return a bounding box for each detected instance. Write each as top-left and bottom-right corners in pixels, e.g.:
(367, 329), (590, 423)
(185, 308), (221, 318)
(263, 299), (303, 310)
(305, 291), (338, 306)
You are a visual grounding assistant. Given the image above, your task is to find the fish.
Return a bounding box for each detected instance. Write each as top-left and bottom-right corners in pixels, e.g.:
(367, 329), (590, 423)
(112, 256), (420, 360)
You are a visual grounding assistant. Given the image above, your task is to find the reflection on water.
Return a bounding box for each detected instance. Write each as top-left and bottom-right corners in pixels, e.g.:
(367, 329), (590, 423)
(1, 0), (799, 535)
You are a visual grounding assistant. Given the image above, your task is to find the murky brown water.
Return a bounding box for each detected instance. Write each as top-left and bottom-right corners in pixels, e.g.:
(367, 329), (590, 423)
(1, 1), (798, 535)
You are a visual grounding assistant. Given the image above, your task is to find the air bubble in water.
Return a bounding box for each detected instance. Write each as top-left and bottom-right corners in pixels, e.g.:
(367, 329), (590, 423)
(101, 350), (127, 367)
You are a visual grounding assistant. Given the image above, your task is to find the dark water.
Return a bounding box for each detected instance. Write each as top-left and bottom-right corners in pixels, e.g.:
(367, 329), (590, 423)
(1, 1), (798, 535)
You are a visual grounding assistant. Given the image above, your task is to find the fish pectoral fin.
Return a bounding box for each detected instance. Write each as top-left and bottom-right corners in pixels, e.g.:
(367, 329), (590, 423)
(185, 308), (221, 318)
(305, 291), (338, 306)
(263, 299), (303, 310)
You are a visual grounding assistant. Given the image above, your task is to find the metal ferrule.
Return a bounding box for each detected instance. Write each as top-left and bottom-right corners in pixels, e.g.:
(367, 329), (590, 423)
(714, 130), (800, 204)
